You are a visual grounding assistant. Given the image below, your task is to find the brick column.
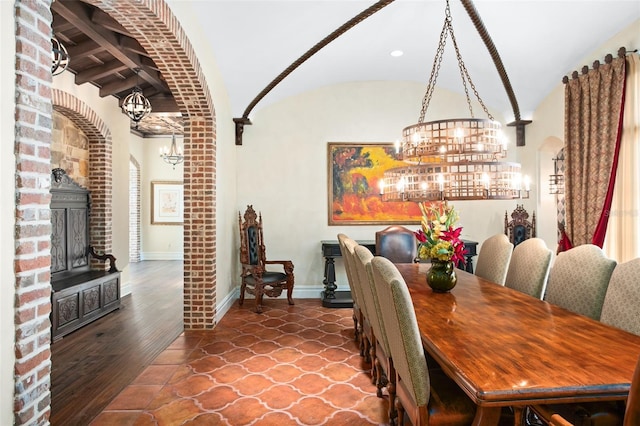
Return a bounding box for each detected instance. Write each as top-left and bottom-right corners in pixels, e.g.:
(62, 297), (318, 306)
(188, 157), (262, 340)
(14, 1), (53, 424)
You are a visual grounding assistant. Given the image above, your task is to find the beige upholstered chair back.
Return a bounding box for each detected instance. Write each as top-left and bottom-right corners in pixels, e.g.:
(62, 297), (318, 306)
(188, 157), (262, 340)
(337, 234), (357, 297)
(354, 245), (390, 354)
(600, 258), (640, 336)
(371, 256), (430, 407)
(544, 244), (617, 320)
(342, 236), (369, 320)
(504, 238), (553, 299)
(474, 234), (514, 285)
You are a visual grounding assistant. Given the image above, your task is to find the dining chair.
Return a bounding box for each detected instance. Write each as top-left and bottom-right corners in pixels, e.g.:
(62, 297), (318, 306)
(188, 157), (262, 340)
(354, 245), (396, 421)
(504, 204), (536, 247)
(544, 244), (617, 320)
(504, 237), (553, 299)
(337, 234), (361, 343)
(370, 256), (476, 425)
(599, 257), (640, 336)
(375, 225), (418, 263)
(238, 205), (294, 313)
(474, 233), (514, 285)
(342, 236), (372, 362)
(538, 354), (640, 426)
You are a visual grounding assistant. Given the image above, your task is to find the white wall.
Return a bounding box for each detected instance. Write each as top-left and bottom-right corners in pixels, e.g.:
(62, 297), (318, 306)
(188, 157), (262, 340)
(138, 135), (185, 260)
(52, 72), (133, 294)
(0, 2), (15, 423)
(167, 0), (238, 312)
(237, 80), (525, 293)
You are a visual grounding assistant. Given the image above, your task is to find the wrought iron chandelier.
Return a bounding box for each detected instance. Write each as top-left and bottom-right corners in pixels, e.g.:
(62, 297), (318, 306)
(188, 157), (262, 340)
(160, 133), (184, 169)
(121, 68), (152, 127)
(51, 37), (69, 76)
(381, 0), (529, 202)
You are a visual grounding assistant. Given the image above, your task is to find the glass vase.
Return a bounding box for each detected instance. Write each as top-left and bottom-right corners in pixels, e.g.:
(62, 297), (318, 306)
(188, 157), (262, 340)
(426, 259), (457, 292)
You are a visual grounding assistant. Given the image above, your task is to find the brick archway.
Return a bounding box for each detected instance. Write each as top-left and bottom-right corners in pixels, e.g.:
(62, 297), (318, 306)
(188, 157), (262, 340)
(13, 0), (217, 423)
(52, 89), (113, 261)
(85, 0), (218, 330)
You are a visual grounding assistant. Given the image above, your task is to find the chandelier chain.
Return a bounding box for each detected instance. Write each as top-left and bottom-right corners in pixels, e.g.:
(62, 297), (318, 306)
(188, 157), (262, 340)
(418, 0), (493, 122)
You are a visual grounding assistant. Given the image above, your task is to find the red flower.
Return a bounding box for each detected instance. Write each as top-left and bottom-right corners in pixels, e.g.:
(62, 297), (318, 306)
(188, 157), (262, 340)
(414, 229), (427, 243)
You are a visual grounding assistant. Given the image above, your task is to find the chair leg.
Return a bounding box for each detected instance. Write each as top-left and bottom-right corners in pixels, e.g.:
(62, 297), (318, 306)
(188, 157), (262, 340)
(388, 358), (397, 424)
(239, 280), (246, 306)
(286, 279), (294, 305)
(254, 284), (264, 314)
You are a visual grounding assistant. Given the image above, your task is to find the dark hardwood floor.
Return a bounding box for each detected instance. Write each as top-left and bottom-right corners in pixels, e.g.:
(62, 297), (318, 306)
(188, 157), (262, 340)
(50, 260), (184, 426)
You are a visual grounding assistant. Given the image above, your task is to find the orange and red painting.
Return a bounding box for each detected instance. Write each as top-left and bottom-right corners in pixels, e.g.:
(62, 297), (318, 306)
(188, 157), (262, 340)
(328, 142), (422, 225)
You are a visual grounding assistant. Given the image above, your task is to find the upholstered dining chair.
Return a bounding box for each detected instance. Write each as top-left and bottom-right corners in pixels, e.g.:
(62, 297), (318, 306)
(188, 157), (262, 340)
(544, 244), (617, 320)
(370, 256), (476, 425)
(238, 205), (294, 313)
(504, 238), (553, 299)
(504, 204), (536, 247)
(354, 244), (395, 419)
(541, 354), (640, 426)
(337, 234), (362, 343)
(375, 225), (418, 263)
(474, 234), (514, 285)
(341, 236), (371, 360)
(599, 258), (640, 336)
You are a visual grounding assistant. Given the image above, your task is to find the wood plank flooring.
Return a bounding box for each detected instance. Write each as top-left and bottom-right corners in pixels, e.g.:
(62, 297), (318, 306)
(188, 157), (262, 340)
(50, 260), (184, 426)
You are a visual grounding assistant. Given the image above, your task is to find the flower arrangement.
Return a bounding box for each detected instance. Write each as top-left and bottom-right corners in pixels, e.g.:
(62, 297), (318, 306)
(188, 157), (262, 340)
(414, 202), (467, 267)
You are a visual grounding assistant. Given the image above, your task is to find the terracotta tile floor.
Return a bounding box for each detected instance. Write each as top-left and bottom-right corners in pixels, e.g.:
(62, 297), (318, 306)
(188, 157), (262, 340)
(90, 299), (389, 425)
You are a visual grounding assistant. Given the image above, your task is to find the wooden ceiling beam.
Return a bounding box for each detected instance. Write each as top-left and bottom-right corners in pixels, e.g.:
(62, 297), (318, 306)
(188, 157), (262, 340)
(52, 0), (166, 93)
(119, 36), (150, 58)
(66, 39), (104, 59)
(75, 60), (129, 85)
(90, 8), (132, 37)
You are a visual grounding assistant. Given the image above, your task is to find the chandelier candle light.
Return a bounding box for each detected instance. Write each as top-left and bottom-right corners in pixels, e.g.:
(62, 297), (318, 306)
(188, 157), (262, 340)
(160, 133), (185, 169)
(51, 37), (70, 76)
(381, 0), (529, 202)
(121, 68), (152, 128)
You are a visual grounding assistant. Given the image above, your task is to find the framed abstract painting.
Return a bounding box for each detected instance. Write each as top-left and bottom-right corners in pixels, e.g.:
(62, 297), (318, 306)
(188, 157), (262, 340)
(327, 142), (422, 225)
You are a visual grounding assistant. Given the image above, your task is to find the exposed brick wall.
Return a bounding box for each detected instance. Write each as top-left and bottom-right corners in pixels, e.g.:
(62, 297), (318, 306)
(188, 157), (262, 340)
(13, 0), (215, 423)
(86, 0), (218, 329)
(14, 1), (53, 424)
(52, 89), (113, 269)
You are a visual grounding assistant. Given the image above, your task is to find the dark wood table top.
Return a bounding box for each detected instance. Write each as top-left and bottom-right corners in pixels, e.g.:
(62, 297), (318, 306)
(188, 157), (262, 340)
(396, 263), (640, 424)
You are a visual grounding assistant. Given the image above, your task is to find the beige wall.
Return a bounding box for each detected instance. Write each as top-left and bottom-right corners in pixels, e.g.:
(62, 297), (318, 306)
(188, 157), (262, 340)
(1, 2), (15, 423)
(167, 0), (238, 308)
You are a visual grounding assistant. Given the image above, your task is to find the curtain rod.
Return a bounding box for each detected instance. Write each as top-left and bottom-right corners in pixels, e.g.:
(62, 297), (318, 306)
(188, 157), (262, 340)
(562, 47), (632, 84)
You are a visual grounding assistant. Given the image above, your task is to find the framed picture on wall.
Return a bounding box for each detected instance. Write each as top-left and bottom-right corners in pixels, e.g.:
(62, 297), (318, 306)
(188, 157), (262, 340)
(151, 181), (184, 225)
(327, 142), (422, 225)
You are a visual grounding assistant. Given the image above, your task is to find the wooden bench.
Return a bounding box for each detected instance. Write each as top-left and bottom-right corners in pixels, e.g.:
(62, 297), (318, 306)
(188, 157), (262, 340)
(50, 169), (121, 341)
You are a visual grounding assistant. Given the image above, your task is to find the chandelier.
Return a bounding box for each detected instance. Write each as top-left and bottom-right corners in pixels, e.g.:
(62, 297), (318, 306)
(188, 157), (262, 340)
(160, 133), (184, 169)
(121, 68), (152, 127)
(381, 0), (529, 202)
(51, 37), (69, 76)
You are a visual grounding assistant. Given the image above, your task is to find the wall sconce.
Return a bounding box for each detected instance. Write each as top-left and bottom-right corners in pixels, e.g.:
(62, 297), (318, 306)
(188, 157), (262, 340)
(549, 150), (565, 195)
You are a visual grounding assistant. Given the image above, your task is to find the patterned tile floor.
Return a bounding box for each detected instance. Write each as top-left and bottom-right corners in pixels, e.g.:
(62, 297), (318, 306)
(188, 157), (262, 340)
(90, 299), (389, 425)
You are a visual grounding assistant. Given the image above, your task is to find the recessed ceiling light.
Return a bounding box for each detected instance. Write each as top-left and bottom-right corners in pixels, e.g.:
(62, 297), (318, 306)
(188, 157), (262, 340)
(390, 50), (404, 57)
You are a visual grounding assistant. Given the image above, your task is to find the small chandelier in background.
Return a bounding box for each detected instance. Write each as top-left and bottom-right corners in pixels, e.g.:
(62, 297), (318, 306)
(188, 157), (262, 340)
(549, 149), (565, 195)
(121, 68), (152, 128)
(51, 37), (70, 76)
(381, 0), (529, 202)
(160, 133), (184, 169)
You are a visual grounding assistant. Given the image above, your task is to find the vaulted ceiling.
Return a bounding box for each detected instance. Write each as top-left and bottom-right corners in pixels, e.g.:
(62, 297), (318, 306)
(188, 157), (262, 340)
(51, 1), (640, 139)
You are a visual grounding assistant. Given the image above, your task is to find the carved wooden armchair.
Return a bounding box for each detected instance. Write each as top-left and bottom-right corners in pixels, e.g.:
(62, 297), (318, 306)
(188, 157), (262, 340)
(504, 204), (536, 247)
(238, 205), (294, 313)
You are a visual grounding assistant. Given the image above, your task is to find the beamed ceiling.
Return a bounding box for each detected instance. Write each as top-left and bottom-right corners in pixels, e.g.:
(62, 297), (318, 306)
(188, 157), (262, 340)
(51, 0), (182, 137)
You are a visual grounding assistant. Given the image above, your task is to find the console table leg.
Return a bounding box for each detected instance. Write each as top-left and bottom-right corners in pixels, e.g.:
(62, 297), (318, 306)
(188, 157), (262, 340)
(323, 256), (336, 299)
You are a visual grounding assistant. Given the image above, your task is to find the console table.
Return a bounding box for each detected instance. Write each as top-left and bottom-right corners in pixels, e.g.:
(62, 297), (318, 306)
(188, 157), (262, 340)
(320, 239), (479, 308)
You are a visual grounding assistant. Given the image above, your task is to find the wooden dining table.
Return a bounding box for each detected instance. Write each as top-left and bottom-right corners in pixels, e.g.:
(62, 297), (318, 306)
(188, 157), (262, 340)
(395, 263), (640, 426)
